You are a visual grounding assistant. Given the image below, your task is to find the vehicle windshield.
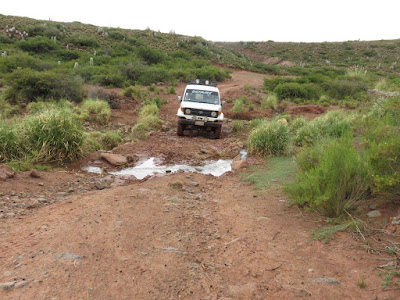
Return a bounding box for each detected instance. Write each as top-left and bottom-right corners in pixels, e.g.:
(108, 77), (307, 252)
(184, 89), (219, 104)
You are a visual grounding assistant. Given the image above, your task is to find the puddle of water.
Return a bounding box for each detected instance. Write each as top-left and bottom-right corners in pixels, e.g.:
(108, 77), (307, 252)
(109, 157), (233, 179)
(82, 166), (103, 174)
(240, 149), (248, 160)
(83, 150), (248, 180)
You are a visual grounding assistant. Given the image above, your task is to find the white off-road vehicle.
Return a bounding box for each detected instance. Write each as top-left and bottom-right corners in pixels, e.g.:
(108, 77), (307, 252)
(177, 80), (224, 139)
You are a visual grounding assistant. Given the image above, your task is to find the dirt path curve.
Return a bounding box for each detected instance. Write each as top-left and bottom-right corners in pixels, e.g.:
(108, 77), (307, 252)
(0, 70), (396, 299)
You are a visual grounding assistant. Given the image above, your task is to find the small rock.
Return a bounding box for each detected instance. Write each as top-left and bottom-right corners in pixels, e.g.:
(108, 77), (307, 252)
(0, 165), (15, 181)
(2, 271), (13, 278)
(54, 252), (81, 261)
(232, 159), (249, 170)
(100, 153), (127, 166)
(296, 289), (312, 297)
(162, 247), (187, 255)
(367, 210), (381, 218)
(190, 181), (199, 187)
(38, 182), (44, 186)
(392, 216), (400, 225)
(29, 169), (41, 178)
(115, 221), (123, 226)
(0, 281), (16, 290)
(369, 204), (377, 210)
(313, 278), (340, 285)
(14, 280), (30, 289)
(256, 217), (271, 221)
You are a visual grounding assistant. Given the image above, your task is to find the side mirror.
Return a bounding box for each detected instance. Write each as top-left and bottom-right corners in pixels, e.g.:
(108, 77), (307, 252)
(178, 96), (182, 102)
(222, 100), (226, 106)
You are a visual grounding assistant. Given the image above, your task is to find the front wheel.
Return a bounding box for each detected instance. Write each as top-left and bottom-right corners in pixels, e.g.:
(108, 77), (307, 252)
(213, 126), (222, 139)
(177, 123), (184, 136)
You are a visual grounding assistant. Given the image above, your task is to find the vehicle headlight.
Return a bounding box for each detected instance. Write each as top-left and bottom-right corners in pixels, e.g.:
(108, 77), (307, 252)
(185, 108), (191, 115)
(211, 111), (217, 117)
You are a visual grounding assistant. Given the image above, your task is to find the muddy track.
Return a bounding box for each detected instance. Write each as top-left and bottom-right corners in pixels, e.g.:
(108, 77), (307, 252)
(0, 70), (397, 299)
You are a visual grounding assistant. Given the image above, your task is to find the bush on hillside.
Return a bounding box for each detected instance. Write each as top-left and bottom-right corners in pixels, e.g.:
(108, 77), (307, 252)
(326, 79), (368, 100)
(17, 36), (60, 53)
(66, 35), (99, 48)
(4, 68), (86, 103)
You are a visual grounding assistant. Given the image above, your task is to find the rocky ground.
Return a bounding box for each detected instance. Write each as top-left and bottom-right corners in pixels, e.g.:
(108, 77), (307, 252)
(0, 70), (399, 299)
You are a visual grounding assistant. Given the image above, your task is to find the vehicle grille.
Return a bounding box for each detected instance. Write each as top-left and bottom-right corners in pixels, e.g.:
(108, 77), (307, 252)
(189, 109), (215, 117)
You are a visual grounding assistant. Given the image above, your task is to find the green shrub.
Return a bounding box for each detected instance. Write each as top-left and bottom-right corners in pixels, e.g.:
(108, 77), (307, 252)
(22, 109), (85, 162)
(108, 29), (126, 41)
(274, 82), (308, 100)
(326, 79), (368, 100)
(0, 120), (24, 161)
(0, 34), (12, 44)
(100, 131), (122, 150)
(0, 54), (45, 74)
(79, 99), (111, 125)
(123, 85), (148, 100)
(140, 103), (159, 117)
(294, 123), (319, 147)
(289, 116), (308, 134)
(368, 127), (400, 194)
(138, 46), (165, 64)
(131, 122), (148, 140)
(0, 109), (85, 163)
(264, 77), (295, 91)
(167, 86), (176, 94)
(138, 67), (170, 85)
(26, 99), (73, 115)
(17, 36), (60, 53)
(232, 97), (246, 113)
(0, 99), (20, 119)
(232, 120), (244, 133)
(249, 118), (266, 128)
(25, 24), (63, 39)
(261, 93), (279, 110)
(4, 69), (86, 103)
(248, 121), (290, 156)
(118, 61), (145, 82)
(66, 35), (99, 48)
(294, 110), (352, 146)
(143, 97), (167, 108)
(131, 103), (163, 139)
(285, 136), (370, 217)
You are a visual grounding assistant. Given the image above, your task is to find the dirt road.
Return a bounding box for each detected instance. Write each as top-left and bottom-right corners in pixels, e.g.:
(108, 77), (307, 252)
(0, 71), (397, 299)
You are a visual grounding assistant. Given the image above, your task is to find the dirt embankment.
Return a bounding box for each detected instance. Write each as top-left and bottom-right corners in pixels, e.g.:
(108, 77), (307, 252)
(0, 70), (398, 299)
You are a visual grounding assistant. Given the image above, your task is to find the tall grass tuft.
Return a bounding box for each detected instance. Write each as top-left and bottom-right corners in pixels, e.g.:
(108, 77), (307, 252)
(261, 93), (279, 110)
(0, 109), (85, 163)
(131, 103), (163, 139)
(79, 98), (111, 125)
(248, 120), (290, 157)
(294, 110), (352, 146)
(232, 97), (246, 113)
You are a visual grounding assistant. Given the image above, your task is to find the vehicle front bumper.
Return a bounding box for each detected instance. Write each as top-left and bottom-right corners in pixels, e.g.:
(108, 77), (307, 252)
(178, 118), (222, 128)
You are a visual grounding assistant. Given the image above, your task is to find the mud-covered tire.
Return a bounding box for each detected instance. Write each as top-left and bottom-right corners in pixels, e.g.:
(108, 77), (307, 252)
(213, 126), (222, 139)
(177, 123), (184, 136)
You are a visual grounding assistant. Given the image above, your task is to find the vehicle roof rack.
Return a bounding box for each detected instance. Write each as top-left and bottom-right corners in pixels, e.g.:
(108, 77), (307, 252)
(188, 79), (218, 87)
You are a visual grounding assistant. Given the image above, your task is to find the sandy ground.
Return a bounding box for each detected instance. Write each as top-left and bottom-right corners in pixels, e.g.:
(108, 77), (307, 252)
(0, 70), (399, 299)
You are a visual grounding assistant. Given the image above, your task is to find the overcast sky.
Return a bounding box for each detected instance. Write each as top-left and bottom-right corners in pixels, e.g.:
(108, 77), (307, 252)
(1, 0), (399, 42)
